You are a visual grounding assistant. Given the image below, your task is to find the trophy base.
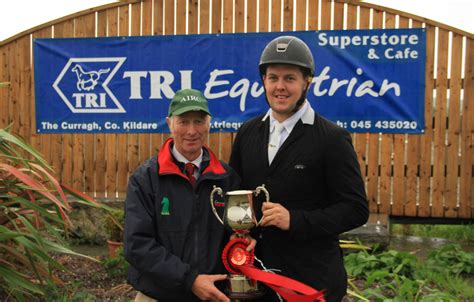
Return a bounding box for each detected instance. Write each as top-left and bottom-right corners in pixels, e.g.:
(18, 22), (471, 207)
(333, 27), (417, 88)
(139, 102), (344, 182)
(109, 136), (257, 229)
(225, 274), (265, 301)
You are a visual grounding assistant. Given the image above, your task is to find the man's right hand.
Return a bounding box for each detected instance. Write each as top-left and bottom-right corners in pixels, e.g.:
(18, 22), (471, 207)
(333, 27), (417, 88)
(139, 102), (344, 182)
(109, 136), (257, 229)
(191, 274), (230, 302)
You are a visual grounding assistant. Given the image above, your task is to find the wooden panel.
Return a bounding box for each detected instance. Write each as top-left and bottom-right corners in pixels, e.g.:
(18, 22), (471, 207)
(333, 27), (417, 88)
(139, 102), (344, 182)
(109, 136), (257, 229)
(444, 33), (463, 218)
(400, 17), (414, 216)
(377, 13), (396, 215)
(106, 8), (119, 198)
(129, 2), (141, 175)
(217, 0), (237, 161)
(8, 42), (19, 143)
(386, 14), (406, 216)
(54, 21), (74, 186)
(142, 0), (153, 34)
(359, 6), (370, 29)
(271, 0), (282, 31)
(138, 1), (152, 173)
(151, 1), (164, 165)
(348, 4), (368, 201)
(259, 0), (269, 32)
(17, 36), (31, 150)
(283, 0), (294, 31)
(295, 0), (306, 30)
(165, 0), (175, 35)
(122, 1), (142, 188)
(154, 0), (164, 35)
(307, 0), (319, 30)
(347, 3), (357, 29)
(320, 0), (331, 30)
(418, 25), (436, 217)
(247, 0), (257, 33)
(235, 0), (245, 33)
(431, 28), (449, 217)
(200, 0), (210, 33)
(208, 0), (221, 153)
(116, 5), (130, 197)
(404, 17), (423, 217)
(189, 0), (199, 34)
(365, 9), (383, 213)
(372, 8), (383, 29)
(70, 16), (92, 193)
(459, 38), (473, 218)
(333, 1), (344, 30)
(0, 45), (9, 128)
(211, 0), (222, 33)
(75, 14), (96, 195)
(223, 0), (233, 33)
(94, 10), (108, 198)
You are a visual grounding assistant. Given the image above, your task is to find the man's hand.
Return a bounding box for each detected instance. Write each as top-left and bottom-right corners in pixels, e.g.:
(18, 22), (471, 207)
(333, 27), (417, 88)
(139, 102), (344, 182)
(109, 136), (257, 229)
(260, 201), (290, 230)
(191, 274), (230, 302)
(229, 234), (257, 252)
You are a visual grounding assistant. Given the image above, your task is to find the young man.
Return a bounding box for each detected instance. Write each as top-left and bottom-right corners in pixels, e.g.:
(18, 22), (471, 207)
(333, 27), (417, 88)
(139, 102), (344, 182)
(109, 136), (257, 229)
(229, 36), (369, 302)
(124, 89), (239, 302)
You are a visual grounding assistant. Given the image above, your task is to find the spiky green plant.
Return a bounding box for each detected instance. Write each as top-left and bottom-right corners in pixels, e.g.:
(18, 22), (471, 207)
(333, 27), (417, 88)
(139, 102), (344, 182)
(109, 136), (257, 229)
(0, 126), (103, 300)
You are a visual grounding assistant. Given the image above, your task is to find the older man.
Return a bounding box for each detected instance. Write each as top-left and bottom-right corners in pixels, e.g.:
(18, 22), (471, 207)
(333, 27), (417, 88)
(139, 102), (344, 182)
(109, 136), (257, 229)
(124, 89), (240, 302)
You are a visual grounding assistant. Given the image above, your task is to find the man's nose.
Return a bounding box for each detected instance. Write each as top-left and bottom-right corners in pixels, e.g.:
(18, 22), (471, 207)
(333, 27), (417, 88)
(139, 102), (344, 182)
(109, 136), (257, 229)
(275, 78), (285, 90)
(186, 123), (198, 134)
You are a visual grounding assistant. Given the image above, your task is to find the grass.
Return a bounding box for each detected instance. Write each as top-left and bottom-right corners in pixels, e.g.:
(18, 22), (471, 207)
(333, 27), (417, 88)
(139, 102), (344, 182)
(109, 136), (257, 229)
(390, 224), (474, 242)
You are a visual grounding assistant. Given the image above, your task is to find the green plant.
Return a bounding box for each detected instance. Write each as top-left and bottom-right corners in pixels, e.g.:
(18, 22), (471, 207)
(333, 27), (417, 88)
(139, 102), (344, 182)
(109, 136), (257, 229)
(344, 246), (474, 301)
(103, 247), (129, 278)
(104, 208), (124, 242)
(0, 127), (103, 300)
(425, 243), (474, 275)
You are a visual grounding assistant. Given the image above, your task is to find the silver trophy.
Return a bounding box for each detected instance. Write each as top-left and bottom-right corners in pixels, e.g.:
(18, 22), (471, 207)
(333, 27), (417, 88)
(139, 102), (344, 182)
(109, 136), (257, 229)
(210, 185), (270, 300)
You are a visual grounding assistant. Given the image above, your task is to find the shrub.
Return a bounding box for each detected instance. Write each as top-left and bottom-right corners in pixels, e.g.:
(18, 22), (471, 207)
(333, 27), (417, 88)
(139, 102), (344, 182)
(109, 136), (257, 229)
(0, 127), (102, 300)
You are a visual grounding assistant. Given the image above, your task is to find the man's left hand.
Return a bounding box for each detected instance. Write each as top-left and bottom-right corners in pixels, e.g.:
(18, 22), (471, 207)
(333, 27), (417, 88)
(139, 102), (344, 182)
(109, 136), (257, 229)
(260, 202), (290, 230)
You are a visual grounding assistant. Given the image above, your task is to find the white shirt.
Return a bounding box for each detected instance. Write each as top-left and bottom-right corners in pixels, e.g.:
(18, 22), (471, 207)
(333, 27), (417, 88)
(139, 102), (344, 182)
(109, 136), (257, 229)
(172, 144), (203, 178)
(267, 101), (310, 149)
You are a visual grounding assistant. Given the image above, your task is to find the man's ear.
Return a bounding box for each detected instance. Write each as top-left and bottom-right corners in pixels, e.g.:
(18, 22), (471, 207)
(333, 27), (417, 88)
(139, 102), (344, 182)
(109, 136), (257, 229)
(166, 117), (172, 132)
(305, 76), (313, 89)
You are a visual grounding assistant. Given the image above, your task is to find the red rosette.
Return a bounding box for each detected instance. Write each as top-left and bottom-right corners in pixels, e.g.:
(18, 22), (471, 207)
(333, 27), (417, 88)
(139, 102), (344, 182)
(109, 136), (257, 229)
(222, 238), (255, 274)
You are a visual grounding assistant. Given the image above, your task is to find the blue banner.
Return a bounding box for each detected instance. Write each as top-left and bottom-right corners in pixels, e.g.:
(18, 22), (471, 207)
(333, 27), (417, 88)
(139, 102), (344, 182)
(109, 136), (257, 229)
(34, 29), (425, 133)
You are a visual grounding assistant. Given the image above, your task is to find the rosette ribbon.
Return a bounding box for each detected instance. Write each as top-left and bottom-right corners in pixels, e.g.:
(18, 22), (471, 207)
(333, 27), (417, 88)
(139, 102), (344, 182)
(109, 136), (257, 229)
(222, 238), (326, 302)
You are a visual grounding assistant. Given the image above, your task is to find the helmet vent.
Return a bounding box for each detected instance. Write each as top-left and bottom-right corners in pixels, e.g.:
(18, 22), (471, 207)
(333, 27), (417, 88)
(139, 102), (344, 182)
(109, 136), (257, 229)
(277, 40), (291, 52)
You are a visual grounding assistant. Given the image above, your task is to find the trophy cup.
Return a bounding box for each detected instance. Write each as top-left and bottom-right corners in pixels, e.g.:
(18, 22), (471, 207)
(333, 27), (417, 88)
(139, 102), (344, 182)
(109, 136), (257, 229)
(210, 185), (270, 300)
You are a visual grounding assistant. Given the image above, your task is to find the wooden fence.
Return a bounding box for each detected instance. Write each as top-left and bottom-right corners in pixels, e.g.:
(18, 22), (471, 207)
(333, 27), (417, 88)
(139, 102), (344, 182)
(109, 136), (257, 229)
(0, 0), (472, 220)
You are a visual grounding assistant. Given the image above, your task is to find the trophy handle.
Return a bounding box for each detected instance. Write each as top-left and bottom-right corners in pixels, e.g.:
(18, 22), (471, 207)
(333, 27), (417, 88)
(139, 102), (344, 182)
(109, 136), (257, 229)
(210, 185), (224, 225)
(254, 185), (270, 226)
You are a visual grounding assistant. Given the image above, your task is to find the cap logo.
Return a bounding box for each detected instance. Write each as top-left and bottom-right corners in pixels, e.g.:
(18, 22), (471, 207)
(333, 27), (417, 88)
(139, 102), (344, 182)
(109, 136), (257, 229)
(180, 95), (200, 102)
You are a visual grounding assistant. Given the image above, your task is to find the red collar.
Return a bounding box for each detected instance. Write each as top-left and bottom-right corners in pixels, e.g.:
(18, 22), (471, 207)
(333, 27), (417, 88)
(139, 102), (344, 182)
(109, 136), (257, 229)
(158, 138), (226, 177)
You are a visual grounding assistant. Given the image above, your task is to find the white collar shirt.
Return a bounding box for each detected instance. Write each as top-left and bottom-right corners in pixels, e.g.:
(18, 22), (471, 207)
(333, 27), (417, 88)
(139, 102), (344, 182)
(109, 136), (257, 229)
(172, 144), (203, 178)
(268, 100), (310, 148)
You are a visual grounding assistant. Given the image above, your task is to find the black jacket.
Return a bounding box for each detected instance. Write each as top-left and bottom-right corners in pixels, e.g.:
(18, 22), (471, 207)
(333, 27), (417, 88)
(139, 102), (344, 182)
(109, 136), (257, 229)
(124, 138), (240, 301)
(229, 107), (368, 302)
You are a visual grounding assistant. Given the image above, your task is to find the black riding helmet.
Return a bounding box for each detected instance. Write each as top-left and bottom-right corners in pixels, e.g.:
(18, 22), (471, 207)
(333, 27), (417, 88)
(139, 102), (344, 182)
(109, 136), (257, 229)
(259, 36), (315, 110)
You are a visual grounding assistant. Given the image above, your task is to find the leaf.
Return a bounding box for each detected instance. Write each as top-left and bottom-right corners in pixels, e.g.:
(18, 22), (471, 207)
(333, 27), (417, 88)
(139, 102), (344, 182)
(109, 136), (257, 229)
(0, 163), (71, 223)
(0, 128), (50, 169)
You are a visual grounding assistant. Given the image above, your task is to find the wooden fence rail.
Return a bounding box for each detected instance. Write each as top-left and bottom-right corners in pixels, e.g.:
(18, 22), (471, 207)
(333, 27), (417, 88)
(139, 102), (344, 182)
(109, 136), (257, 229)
(0, 0), (472, 220)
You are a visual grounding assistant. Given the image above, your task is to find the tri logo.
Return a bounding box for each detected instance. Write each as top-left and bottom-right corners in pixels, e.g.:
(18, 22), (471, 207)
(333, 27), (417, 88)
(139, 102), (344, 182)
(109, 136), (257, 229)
(53, 57), (126, 113)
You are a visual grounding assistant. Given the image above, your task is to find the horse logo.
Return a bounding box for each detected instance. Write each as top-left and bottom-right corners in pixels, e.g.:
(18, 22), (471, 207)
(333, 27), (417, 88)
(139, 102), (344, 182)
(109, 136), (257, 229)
(71, 64), (110, 91)
(53, 57), (126, 113)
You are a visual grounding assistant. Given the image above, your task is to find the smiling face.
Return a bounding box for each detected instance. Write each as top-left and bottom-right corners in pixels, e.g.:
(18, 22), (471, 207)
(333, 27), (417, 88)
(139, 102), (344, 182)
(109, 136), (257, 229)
(263, 64), (309, 122)
(166, 111), (210, 161)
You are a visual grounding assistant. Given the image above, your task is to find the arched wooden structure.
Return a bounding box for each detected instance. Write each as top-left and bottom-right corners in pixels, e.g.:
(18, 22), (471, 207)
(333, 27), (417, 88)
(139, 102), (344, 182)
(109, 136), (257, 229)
(0, 0), (472, 220)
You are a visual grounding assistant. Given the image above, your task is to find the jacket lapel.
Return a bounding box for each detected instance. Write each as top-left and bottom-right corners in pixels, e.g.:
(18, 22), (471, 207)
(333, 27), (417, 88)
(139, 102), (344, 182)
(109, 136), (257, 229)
(268, 120), (306, 172)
